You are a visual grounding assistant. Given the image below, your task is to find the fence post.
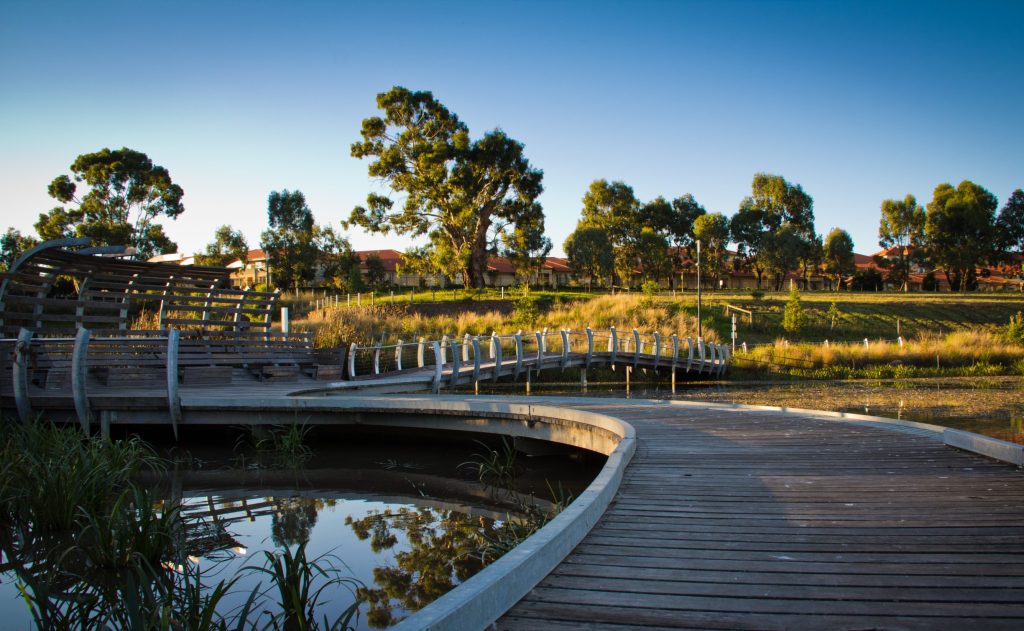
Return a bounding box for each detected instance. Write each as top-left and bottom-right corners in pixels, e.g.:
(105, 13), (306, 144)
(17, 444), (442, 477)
(535, 331), (543, 374)
(348, 342), (357, 379)
(514, 331), (523, 381)
(489, 331), (498, 359)
(472, 336), (482, 385)
(418, 337), (426, 368)
(281, 307), (290, 334)
(13, 328), (34, 422)
(373, 342), (382, 375)
(653, 331), (662, 371)
(431, 341), (442, 394)
(462, 333), (471, 362)
(671, 333), (679, 393)
(439, 335), (449, 367)
(560, 329), (570, 369)
(72, 326), (92, 433)
(395, 340), (403, 371)
(632, 328), (641, 369)
(450, 339), (461, 386)
(686, 337), (694, 372)
(585, 327), (594, 369)
(609, 326), (618, 365)
(166, 328), (181, 440)
(492, 333), (503, 382)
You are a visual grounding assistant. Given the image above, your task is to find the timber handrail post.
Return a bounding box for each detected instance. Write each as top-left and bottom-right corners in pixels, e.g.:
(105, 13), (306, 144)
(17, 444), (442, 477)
(395, 340), (403, 371)
(653, 331), (662, 371)
(72, 327), (92, 433)
(686, 337), (694, 372)
(462, 333), (471, 362)
(560, 329), (570, 369)
(514, 331), (523, 381)
(492, 333), (503, 382)
(13, 328), (34, 422)
(472, 336), (482, 384)
(585, 327), (594, 369)
(348, 342), (357, 379)
(609, 326), (618, 365)
(489, 331), (497, 359)
(632, 328), (641, 369)
(440, 335), (450, 367)
(707, 342), (717, 374)
(535, 331), (543, 374)
(431, 341), (442, 394)
(373, 341), (382, 375)
(540, 327), (548, 354)
(450, 339), (461, 386)
(671, 333), (679, 392)
(166, 328), (181, 440)
(417, 337), (426, 368)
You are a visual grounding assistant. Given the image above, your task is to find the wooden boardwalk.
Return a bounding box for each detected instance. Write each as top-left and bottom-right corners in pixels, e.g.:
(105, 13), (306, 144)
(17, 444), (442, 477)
(496, 401), (1024, 631)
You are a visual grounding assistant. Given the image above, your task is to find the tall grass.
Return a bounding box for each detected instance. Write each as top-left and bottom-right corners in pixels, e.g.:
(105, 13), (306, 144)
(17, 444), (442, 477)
(301, 294), (716, 348)
(734, 329), (1024, 379)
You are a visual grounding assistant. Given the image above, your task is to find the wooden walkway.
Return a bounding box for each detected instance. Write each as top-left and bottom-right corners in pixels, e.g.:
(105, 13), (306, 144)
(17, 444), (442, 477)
(496, 400), (1024, 630)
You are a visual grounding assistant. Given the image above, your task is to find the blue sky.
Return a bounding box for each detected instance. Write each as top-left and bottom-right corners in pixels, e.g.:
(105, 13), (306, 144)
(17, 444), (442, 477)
(2, 0), (1021, 257)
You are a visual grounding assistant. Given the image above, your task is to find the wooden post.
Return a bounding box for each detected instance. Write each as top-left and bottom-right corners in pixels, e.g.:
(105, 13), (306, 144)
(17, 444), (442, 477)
(535, 331), (544, 374)
(686, 337), (694, 372)
(166, 328), (181, 440)
(450, 340), (461, 386)
(418, 337), (426, 368)
(585, 327), (594, 369)
(560, 329), (570, 369)
(514, 331), (523, 381)
(489, 331), (498, 359)
(281, 307), (289, 334)
(633, 328), (641, 369)
(348, 342), (357, 379)
(440, 335), (450, 368)
(373, 342), (382, 375)
(462, 333), (471, 362)
(492, 333), (503, 382)
(609, 326), (618, 366)
(431, 341), (442, 394)
(395, 340), (403, 371)
(72, 327), (92, 433)
(472, 336), (482, 385)
(653, 331), (662, 371)
(13, 328), (33, 422)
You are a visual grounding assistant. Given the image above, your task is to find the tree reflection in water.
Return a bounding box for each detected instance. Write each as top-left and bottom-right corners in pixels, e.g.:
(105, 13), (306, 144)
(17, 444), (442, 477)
(346, 507), (510, 628)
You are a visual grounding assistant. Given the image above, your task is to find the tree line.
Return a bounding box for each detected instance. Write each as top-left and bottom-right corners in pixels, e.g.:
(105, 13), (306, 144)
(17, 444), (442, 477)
(2, 87), (1022, 294)
(564, 174), (1024, 292)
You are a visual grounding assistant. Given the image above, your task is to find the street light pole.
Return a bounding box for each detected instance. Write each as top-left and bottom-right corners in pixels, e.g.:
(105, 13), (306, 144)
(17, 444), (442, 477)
(696, 239), (702, 341)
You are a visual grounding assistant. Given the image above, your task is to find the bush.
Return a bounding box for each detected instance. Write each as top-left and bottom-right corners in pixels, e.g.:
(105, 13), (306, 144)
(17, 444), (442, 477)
(750, 289), (765, 301)
(782, 286), (808, 334)
(639, 280), (659, 308)
(1005, 311), (1024, 344)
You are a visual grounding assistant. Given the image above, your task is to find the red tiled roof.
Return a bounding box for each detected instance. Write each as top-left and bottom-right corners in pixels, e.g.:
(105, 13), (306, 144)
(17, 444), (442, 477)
(486, 256), (516, 274)
(542, 256), (571, 272)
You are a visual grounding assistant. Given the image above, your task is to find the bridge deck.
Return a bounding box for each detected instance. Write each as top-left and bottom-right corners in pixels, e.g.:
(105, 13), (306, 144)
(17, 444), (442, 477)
(495, 400), (1024, 631)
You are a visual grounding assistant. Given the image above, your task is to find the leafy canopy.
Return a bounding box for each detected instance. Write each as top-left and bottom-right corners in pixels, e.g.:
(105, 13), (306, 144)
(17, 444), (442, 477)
(346, 87), (544, 288)
(193, 225), (248, 268)
(36, 147), (183, 260)
(924, 180), (998, 291)
(822, 227), (855, 289)
(878, 194), (926, 291)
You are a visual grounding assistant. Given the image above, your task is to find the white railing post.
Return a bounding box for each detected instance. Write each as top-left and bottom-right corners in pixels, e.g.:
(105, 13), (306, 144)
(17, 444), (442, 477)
(585, 327), (594, 369)
(535, 331), (544, 373)
(653, 331), (662, 371)
(395, 340), (403, 371)
(492, 333), (503, 382)
(72, 327), (92, 433)
(560, 329), (570, 369)
(373, 341), (382, 375)
(431, 341), (442, 394)
(633, 328), (641, 369)
(418, 337), (426, 368)
(609, 326), (618, 365)
(348, 342), (357, 379)
(462, 333), (471, 362)
(472, 336), (482, 384)
(686, 337), (695, 372)
(514, 331), (523, 380)
(450, 339), (461, 386)
(166, 328), (181, 439)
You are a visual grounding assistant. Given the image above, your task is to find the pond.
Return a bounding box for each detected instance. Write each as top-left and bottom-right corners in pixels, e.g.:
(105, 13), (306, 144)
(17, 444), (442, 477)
(0, 425), (604, 630)
(470, 374), (1024, 444)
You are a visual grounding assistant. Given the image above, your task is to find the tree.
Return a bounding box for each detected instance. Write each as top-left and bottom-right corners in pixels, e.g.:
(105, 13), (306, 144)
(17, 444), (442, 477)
(314, 224), (360, 290)
(996, 189), (1024, 258)
(364, 255), (389, 290)
(36, 147), (183, 260)
(924, 180), (998, 291)
(635, 227), (672, 284)
(822, 228), (856, 290)
(260, 190), (317, 291)
(346, 87), (544, 289)
(193, 225), (248, 267)
(692, 212), (730, 289)
(782, 285), (808, 334)
(503, 210), (551, 285)
(646, 194), (706, 288)
(564, 225), (613, 291)
(0, 228), (39, 271)
(878, 194), (926, 291)
(733, 173), (816, 289)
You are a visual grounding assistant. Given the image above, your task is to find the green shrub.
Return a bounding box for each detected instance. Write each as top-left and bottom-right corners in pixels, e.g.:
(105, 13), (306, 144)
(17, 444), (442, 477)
(782, 287), (808, 334)
(1005, 311), (1024, 344)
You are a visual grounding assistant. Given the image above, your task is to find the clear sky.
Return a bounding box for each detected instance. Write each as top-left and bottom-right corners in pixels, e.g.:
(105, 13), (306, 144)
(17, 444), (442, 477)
(2, 0), (1021, 258)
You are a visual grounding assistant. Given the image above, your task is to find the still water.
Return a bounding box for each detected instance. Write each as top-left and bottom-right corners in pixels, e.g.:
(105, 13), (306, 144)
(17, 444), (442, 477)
(0, 428), (603, 629)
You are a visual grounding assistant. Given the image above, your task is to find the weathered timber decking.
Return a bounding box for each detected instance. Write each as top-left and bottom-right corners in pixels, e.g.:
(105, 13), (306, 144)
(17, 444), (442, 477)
(496, 400), (1024, 631)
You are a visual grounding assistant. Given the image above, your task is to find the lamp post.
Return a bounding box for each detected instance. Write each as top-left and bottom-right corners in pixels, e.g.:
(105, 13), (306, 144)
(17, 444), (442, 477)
(696, 239), (702, 341)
